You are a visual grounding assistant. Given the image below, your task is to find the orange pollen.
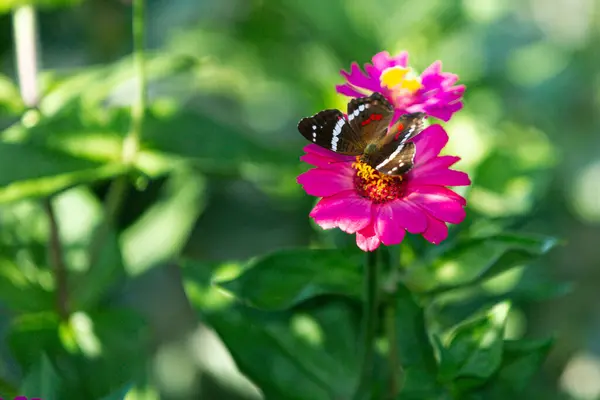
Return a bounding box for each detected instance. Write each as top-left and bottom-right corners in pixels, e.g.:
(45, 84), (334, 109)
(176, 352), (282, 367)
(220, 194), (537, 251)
(352, 157), (405, 204)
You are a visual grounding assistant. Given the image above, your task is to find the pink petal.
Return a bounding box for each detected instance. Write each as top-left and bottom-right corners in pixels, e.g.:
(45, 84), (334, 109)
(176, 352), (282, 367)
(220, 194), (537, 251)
(422, 215), (448, 244)
(299, 152), (334, 168)
(423, 101), (463, 122)
(304, 144), (347, 161)
(356, 224), (381, 252)
(340, 63), (381, 92)
(336, 84), (367, 98)
(412, 125), (448, 165)
(390, 200), (428, 234)
(419, 61), (443, 87)
(408, 168), (471, 187)
(406, 186), (466, 224)
(374, 204), (406, 246)
(310, 191), (372, 234)
(301, 144), (354, 168)
(297, 168), (354, 197)
(408, 155), (461, 177)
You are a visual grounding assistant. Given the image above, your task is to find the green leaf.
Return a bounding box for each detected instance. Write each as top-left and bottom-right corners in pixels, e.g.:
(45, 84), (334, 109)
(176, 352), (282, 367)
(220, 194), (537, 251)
(100, 384), (133, 400)
(393, 284), (440, 398)
(0, 73), (24, 115)
(218, 248), (363, 310)
(497, 338), (553, 390)
(203, 301), (361, 400)
(0, 258), (54, 312)
(438, 302), (510, 390)
(20, 354), (60, 400)
(142, 110), (292, 170)
(0, 0), (82, 14)
(8, 312), (62, 371)
(120, 167), (206, 276)
(409, 233), (559, 295)
(0, 142), (125, 203)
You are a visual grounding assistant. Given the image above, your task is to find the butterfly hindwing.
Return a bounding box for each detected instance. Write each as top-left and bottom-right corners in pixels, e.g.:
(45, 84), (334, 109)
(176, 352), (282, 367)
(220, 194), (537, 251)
(347, 92), (394, 144)
(297, 109), (364, 155)
(367, 141), (416, 176)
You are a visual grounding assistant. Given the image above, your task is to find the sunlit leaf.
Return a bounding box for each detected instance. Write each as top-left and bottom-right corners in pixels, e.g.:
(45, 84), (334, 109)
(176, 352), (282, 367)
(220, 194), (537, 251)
(218, 248), (363, 310)
(121, 167), (206, 275)
(0, 0), (82, 14)
(438, 302), (510, 391)
(0, 142), (125, 203)
(203, 302), (361, 400)
(408, 233), (559, 295)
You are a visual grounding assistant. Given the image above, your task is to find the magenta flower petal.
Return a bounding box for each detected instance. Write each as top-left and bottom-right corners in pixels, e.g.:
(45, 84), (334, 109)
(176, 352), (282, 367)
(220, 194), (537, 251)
(335, 84), (366, 98)
(407, 186), (467, 224)
(336, 51), (464, 122)
(356, 224), (381, 252)
(297, 168), (354, 197)
(375, 204), (406, 245)
(372, 51), (408, 71)
(391, 200), (428, 234)
(300, 144), (354, 168)
(340, 62), (381, 92)
(310, 191), (373, 233)
(408, 155), (460, 177)
(408, 168), (471, 187)
(422, 215), (448, 244)
(412, 125), (448, 166)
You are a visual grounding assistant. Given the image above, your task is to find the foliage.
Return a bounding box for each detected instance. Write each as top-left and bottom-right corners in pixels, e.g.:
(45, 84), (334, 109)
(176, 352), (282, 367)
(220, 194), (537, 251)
(0, 0), (591, 399)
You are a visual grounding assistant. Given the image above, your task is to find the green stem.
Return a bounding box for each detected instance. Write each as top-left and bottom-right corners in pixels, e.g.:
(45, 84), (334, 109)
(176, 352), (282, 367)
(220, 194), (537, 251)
(355, 249), (379, 399)
(88, 0), (147, 268)
(43, 198), (69, 319)
(384, 246), (404, 398)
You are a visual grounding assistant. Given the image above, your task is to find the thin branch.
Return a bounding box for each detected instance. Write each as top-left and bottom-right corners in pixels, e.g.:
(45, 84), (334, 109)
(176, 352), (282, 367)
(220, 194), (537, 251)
(88, 0), (147, 269)
(43, 199), (69, 319)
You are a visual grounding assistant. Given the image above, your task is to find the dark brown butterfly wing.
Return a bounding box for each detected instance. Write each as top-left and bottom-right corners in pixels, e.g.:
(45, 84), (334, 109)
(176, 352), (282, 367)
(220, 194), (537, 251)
(366, 142), (416, 175)
(346, 92), (394, 144)
(365, 112), (427, 175)
(381, 112), (427, 147)
(297, 109), (365, 155)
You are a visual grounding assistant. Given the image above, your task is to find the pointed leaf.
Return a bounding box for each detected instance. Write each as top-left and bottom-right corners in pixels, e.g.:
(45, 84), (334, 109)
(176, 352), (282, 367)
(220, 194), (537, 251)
(439, 302), (510, 390)
(218, 248), (363, 310)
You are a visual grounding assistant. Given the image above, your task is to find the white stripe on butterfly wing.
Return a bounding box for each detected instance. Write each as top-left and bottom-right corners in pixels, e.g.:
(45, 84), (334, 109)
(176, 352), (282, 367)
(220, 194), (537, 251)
(376, 144), (405, 170)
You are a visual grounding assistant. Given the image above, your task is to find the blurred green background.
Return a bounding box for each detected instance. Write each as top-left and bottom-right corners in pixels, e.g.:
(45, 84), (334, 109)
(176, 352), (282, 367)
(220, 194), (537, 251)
(0, 0), (599, 399)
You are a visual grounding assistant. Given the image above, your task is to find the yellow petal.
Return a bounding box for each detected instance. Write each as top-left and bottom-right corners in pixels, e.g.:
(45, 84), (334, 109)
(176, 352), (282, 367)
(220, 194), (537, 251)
(400, 77), (422, 92)
(380, 66), (409, 89)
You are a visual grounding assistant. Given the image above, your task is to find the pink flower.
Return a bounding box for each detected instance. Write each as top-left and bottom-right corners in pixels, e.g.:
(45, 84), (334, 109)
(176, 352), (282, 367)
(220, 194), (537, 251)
(336, 51), (465, 122)
(297, 125), (470, 252)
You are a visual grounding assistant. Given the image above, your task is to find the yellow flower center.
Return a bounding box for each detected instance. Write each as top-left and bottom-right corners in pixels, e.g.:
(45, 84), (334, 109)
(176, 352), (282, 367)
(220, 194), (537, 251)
(352, 158), (405, 204)
(380, 66), (422, 94)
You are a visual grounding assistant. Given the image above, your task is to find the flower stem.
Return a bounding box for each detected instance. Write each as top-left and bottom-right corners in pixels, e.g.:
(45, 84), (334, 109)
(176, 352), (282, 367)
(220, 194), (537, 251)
(88, 0), (147, 269)
(383, 246), (404, 398)
(43, 199), (69, 320)
(356, 249), (379, 399)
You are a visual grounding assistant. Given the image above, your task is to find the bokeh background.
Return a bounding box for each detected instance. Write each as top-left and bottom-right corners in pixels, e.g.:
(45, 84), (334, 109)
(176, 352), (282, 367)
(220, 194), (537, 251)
(0, 0), (599, 399)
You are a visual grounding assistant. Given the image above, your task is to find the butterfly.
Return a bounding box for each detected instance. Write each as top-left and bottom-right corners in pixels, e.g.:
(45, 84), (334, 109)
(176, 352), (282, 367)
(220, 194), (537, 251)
(297, 92), (426, 175)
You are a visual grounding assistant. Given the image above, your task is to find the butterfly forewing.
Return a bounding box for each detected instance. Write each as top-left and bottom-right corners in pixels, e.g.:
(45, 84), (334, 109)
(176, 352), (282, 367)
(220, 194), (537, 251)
(382, 112), (426, 147)
(347, 92), (394, 144)
(298, 109), (364, 155)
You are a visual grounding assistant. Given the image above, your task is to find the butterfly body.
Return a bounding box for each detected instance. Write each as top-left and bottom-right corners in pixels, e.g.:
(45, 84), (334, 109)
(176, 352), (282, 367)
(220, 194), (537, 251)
(298, 92), (426, 175)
